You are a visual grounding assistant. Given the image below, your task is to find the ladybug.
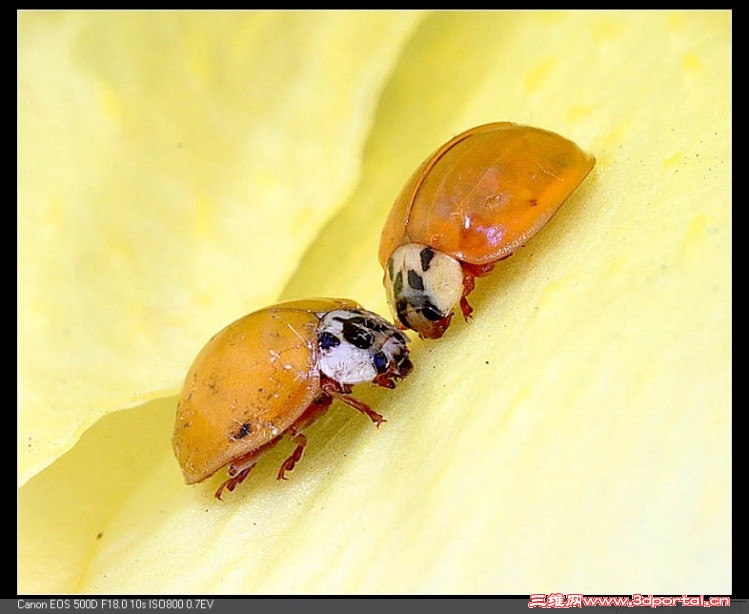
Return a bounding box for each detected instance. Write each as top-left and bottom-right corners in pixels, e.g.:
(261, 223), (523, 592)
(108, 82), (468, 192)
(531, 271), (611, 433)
(379, 122), (595, 339)
(173, 298), (413, 499)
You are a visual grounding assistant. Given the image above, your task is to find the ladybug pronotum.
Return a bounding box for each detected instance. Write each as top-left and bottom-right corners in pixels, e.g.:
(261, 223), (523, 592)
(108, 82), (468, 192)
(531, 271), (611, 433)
(379, 122), (595, 339)
(173, 298), (413, 499)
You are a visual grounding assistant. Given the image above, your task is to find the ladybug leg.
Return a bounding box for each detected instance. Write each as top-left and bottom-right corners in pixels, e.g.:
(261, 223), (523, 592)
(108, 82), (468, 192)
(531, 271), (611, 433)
(321, 377), (386, 427)
(277, 431), (307, 480)
(276, 394), (333, 480)
(459, 272), (476, 321)
(459, 262), (497, 321)
(459, 295), (474, 321)
(214, 437), (281, 499)
(215, 467), (253, 501)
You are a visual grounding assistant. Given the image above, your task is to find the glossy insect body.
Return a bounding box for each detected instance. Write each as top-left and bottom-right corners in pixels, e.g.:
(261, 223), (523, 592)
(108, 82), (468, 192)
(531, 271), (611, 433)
(379, 122), (595, 339)
(173, 298), (412, 498)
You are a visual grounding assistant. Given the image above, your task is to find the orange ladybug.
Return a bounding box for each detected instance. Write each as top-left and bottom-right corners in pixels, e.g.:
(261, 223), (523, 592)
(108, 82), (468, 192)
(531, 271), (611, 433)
(379, 122), (595, 339)
(173, 298), (412, 499)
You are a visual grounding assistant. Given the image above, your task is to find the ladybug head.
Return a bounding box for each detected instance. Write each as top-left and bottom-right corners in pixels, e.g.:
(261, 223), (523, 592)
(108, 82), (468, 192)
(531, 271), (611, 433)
(317, 309), (412, 386)
(384, 243), (463, 340)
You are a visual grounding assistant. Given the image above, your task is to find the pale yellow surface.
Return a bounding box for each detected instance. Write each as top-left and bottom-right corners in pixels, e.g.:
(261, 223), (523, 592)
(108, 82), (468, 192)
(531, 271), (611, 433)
(18, 11), (730, 594)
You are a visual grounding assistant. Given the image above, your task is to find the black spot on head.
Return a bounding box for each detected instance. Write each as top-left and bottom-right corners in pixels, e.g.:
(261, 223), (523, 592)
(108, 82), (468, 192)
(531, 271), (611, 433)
(419, 303), (444, 322)
(395, 295), (444, 325)
(342, 320), (374, 349)
(408, 269), (424, 291)
(372, 351), (389, 374)
(348, 315), (388, 332)
(420, 247), (435, 271)
(395, 298), (411, 329)
(393, 271), (404, 297)
(387, 257), (394, 280)
(319, 331), (341, 350)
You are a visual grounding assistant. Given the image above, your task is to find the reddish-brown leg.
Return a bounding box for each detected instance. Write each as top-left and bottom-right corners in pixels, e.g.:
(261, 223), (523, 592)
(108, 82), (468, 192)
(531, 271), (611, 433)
(459, 262), (498, 321)
(321, 377), (386, 427)
(215, 436), (281, 499)
(459, 295), (474, 321)
(277, 431), (307, 480)
(275, 394), (333, 480)
(460, 272), (477, 321)
(276, 380), (389, 480)
(214, 395), (335, 497)
(215, 467), (253, 500)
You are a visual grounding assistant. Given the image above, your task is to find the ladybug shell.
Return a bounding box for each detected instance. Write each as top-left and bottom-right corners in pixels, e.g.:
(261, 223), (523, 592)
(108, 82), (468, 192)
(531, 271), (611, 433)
(378, 122), (595, 267)
(173, 298), (360, 484)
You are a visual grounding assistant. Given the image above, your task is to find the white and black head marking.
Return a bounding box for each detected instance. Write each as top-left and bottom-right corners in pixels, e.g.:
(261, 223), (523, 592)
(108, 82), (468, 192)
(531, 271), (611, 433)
(385, 243), (464, 338)
(317, 309), (412, 386)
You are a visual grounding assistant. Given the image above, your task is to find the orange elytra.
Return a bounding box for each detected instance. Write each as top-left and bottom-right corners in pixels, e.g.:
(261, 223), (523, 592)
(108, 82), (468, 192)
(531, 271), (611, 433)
(379, 122), (595, 339)
(173, 298), (412, 499)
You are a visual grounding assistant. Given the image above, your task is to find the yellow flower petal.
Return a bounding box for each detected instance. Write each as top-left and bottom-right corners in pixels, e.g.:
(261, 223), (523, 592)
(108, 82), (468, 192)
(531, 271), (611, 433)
(19, 10), (730, 594)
